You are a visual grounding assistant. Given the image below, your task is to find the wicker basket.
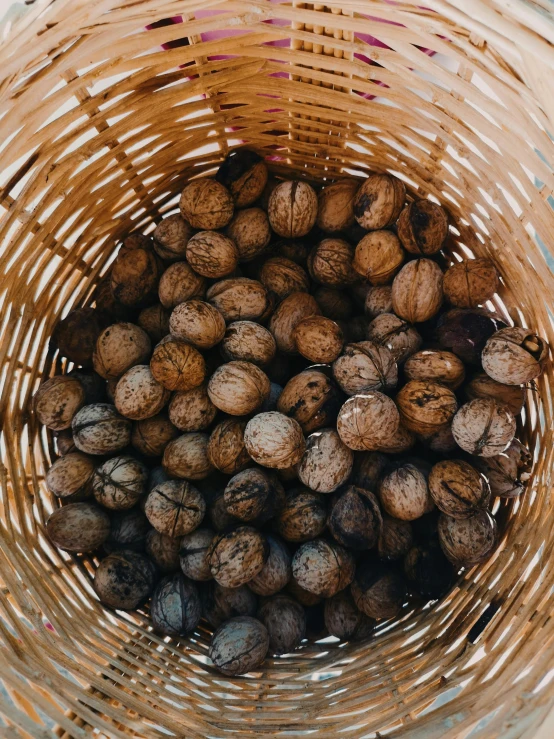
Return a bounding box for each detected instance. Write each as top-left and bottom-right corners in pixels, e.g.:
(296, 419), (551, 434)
(1, 1), (554, 736)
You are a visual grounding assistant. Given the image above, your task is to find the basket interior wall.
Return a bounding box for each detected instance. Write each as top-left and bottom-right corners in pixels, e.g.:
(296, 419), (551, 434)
(0, 2), (554, 738)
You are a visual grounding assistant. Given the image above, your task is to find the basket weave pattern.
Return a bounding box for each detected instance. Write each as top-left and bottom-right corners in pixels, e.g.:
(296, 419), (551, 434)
(0, 1), (554, 736)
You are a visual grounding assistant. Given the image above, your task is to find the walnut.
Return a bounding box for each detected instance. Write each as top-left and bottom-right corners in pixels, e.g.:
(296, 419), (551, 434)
(201, 581), (258, 628)
(34, 376), (85, 431)
(208, 361), (270, 415)
(404, 350), (465, 389)
(396, 200), (448, 255)
(207, 419), (251, 475)
(259, 595), (306, 654)
(145, 530), (181, 573)
(436, 308), (506, 365)
(223, 467), (284, 523)
(131, 413), (179, 456)
(137, 305), (170, 344)
(378, 516), (413, 561)
(209, 493), (240, 532)
(72, 403), (131, 455)
(158, 261), (206, 309)
(209, 527), (269, 588)
(169, 300), (226, 350)
(52, 308), (109, 366)
(352, 452), (388, 490)
(353, 173), (406, 230)
(216, 148), (268, 207)
(392, 258), (443, 323)
(185, 231), (239, 279)
(180, 528), (215, 581)
(209, 616), (269, 676)
(93, 276), (135, 322)
(332, 341), (397, 396)
(93, 322), (151, 380)
(464, 373), (525, 416)
(364, 286), (393, 319)
(293, 316), (344, 364)
(269, 292), (321, 354)
(438, 510), (497, 566)
(353, 231), (404, 284)
(153, 213), (194, 261)
(46, 452), (95, 502)
(206, 278), (268, 322)
(308, 238), (358, 287)
(396, 380), (457, 435)
(220, 321), (276, 366)
(429, 459), (490, 518)
(145, 479), (206, 536)
(292, 539), (355, 597)
(451, 398), (516, 457)
(104, 508), (149, 554)
(316, 179), (359, 233)
(324, 590), (373, 641)
(110, 244), (162, 306)
(244, 412), (305, 469)
(150, 336), (206, 392)
(227, 207), (271, 261)
(367, 313), (422, 363)
(93, 455), (147, 510)
(443, 258), (499, 308)
(297, 428), (353, 493)
(482, 327), (548, 385)
(259, 257), (310, 299)
(328, 486), (382, 550)
(337, 393), (399, 451)
(249, 535), (291, 596)
(168, 384), (217, 432)
(403, 543), (454, 599)
(46, 502), (110, 552)
(151, 573), (202, 636)
(351, 555), (407, 619)
(268, 180), (318, 238)
(94, 551), (156, 610)
(473, 438), (531, 498)
(376, 422), (416, 454)
(314, 287), (354, 321)
(162, 433), (214, 480)
(274, 239), (311, 266)
(277, 369), (343, 433)
(179, 178), (234, 230)
(114, 365), (170, 420)
(273, 488), (327, 542)
(379, 463), (434, 521)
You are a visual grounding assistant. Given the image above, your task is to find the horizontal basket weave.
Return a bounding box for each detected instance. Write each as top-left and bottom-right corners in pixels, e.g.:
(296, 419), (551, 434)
(1, 0), (554, 736)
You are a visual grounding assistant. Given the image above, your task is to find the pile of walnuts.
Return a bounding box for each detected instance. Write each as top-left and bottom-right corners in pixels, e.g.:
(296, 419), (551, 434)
(37, 149), (547, 676)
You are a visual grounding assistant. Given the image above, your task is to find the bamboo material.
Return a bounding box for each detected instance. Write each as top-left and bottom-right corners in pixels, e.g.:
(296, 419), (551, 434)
(0, 0), (553, 736)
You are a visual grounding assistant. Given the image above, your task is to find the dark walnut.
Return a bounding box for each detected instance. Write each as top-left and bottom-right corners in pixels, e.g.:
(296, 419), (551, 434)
(273, 488), (327, 542)
(52, 307), (109, 366)
(259, 595), (306, 655)
(379, 516), (413, 561)
(151, 573), (202, 636)
(328, 486), (382, 550)
(429, 459), (490, 518)
(396, 199), (448, 255)
(145, 530), (181, 573)
(277, 369), (343, 433)
(94, 551), (156, 610)
(403, 543), (454, 599)
(138, 304), (170, 343)
(223, 468), (285, 524)
(314, 287), (354, 321)
(351, 555), (407, 619)
(248, 535), (292, 596)
(216, 148), (268, 207)
(201, 581), (258, 628)
(353, 173), (406, 230)
(436, 308), (506, 365)
(180, 528), (215, 581)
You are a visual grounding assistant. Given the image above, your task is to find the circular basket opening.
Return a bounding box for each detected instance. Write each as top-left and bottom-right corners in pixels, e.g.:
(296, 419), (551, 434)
(1, 2), (554, 737)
